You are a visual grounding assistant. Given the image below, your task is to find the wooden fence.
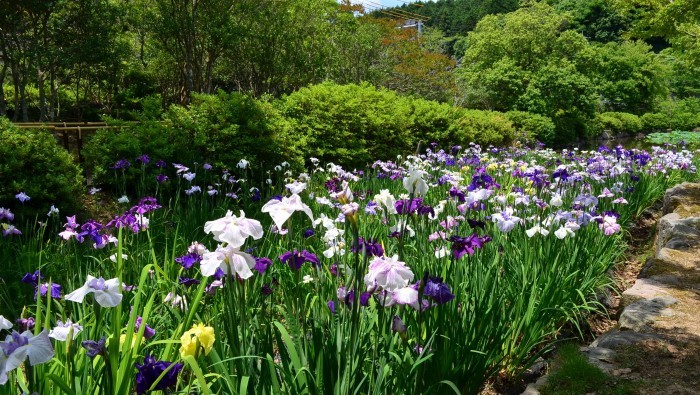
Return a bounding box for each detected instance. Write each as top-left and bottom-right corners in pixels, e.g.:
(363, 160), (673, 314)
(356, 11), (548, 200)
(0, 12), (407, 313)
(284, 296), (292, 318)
(13, 122), (134, 162)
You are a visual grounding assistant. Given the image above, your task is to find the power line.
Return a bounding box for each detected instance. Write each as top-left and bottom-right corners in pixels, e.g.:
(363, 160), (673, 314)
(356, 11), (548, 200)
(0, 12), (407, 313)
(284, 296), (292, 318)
(360, 0), (428, 20)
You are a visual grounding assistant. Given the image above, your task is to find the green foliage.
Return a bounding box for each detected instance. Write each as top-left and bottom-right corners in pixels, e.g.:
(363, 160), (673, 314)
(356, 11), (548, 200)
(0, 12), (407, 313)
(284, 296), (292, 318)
(83, 92), (297, 191)
(447, 110), (515, 147)
(647, 98), (700, 131)
(0, 118), (84, 215)
(385, 0), (521, 38)
(593, 112), (643, 137)
(506, 110), (556, 145)
(593, 41), (668, 114)
(647, 131), (700, 146)
(279, 82), (515, 167)
(640, 112), (670, 132)
(456, 3), (599, 144)
(279, 82), (415, 167)
(552, 0), (635, 43)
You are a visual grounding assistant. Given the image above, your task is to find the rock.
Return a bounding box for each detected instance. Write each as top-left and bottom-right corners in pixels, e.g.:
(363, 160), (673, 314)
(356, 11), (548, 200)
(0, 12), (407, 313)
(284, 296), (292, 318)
(656, 214), (700, 254)
(520, 376), (549, 395)
(663, 182), (700, 215)
(620, 278), (672, 308)
(619, 296), (677, 332)
(601, 130), (613, 140)
(612, 368), (632, 376)
(581, 346), (617, 372)
(590, 330), (660, 349)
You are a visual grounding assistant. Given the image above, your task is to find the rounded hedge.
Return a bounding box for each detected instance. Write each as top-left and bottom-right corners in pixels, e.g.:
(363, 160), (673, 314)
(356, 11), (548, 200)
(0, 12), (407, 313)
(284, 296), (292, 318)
(0, 118), (84, 215)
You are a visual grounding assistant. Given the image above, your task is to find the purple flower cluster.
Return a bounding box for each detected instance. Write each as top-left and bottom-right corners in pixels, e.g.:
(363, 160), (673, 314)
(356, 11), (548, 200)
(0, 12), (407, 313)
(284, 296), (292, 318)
(449, 234), (492, 260)
(135, 355), (182, 394)
(279, 250), (319, 270)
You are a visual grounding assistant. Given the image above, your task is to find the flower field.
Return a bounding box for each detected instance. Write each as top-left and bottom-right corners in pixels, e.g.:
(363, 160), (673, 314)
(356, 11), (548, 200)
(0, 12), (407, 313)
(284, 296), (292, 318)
(0, 143), (697, 394)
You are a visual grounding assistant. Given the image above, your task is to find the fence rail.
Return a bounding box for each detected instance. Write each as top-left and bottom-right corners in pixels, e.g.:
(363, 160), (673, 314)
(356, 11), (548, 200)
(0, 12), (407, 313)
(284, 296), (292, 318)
(13, 121), (135, 162)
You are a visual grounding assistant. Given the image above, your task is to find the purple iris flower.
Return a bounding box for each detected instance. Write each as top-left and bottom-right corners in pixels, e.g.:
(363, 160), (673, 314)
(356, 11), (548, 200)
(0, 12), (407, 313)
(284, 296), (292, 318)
(135, 355), (183, 394)
(132, 197), (162, 215)
(279, 250), (319, 270)
(449, 234), (492, 260)
(136, 154), (150, 165)
(395, 198), (423, 214)
(111, 159), (131, 169)
(467, 167), (500, 191)
(351, 238), (384, 257)
(449, 187), (466, 202)
(22, 270), (43, 285)
(253, 257), (273, 275)
(250, 188), (261, 202)
(37, 282), (62, 300)
(16, 317), (35, 332)
(15, 192), (30, 203)
(0, 208), (15, 222)
(135, 316), (156, 339)
(324, 178), (342, 193)
(327, 301), (335, 314)
(423, 276), (455, 305)
(178, 277), (201, 287)
(360, 292), (371, 307)
(175, 253), (201, 270)
(303, 228), (315, 238)
(155, 160), (167, 168)
(82, 338), (107, 358)
(156, 174), (169, 183)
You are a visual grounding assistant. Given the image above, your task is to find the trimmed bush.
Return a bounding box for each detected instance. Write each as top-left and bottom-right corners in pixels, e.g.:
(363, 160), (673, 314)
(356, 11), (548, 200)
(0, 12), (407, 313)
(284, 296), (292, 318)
(447, 110), (515, 147)
(280, 82), (515, 167)
(505, 111), (556, 145)
(603, 112), (643, 134)
(279, 82), (416, 167)
(641, 112), (670, 132)
(0, 118), (84, 215)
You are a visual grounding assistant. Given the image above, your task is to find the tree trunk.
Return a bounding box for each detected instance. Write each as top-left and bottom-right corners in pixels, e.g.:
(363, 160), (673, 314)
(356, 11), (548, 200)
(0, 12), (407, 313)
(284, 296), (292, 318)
(49, 64), (56, 121)
(0, 62), (6, 116)
(38, 67), (46, 121)
(11, 66), (19, 121)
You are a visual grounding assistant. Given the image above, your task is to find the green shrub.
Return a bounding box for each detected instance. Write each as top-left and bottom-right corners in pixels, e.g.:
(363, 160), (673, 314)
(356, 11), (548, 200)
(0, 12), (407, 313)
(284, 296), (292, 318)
(447, 110), (515, 146)
(604, 112), (643, 134)
(280, 82), (515, 166)
(655, 98), (700, 131)
(279, 82), (416, 167)
(591, 113), (622, 138)
(641, 112), (670, 132)
(505, 110), (556, 145)
(0, 118), (84, 215)
(83, 91), (297, 191)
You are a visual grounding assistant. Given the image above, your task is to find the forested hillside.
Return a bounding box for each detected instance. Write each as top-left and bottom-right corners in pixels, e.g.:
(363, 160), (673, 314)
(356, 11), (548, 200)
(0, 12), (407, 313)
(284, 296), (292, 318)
(0, 0), (698, 144)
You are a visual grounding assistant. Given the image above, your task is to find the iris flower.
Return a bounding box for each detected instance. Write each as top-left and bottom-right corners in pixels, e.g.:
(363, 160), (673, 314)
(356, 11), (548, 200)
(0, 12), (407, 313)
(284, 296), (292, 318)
(261, 194), (314, 229)
(65, 275), (123, 308)
(201, 245), (256, 279)
(203, 210), (263, 248)
(135, 355), (183, 394)
(0, 330), (54, 384)
(364, 255), (414, 293)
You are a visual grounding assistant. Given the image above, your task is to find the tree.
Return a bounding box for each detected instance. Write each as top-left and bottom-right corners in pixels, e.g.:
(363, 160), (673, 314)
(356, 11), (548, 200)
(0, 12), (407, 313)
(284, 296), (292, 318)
(593, 40), (667, 114)
(455, 2), (599, 143)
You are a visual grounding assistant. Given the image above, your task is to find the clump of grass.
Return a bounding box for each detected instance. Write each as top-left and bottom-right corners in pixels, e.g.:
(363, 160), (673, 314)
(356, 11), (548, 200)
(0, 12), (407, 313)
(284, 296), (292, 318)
(541, 343), (638, 395)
